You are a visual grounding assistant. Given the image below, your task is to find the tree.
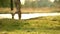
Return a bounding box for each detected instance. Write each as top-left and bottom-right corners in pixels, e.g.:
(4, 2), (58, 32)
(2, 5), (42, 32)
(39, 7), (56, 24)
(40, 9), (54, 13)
(23, 0), (54, 8)
(0, 0), (10, 7)
(54, 0), (60, 8)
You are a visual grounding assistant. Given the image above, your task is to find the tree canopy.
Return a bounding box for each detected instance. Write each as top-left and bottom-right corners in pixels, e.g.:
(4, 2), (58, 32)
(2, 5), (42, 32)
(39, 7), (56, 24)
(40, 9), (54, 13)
(0, 0), (10, 7)
(0, 0), (60, 8)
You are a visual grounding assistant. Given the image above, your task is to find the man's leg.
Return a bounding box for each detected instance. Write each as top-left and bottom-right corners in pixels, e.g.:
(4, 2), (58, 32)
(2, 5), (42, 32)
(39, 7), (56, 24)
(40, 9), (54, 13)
(15, 0), (21, 19)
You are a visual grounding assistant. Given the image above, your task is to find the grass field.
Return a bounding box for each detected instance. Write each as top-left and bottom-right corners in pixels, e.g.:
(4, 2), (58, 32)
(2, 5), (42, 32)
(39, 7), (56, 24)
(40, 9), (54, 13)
(0, 7), (60, 13)
(0, 16), (60, 34)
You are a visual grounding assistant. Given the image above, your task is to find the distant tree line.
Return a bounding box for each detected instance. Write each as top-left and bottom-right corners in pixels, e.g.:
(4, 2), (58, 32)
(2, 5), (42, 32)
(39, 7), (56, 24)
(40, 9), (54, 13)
(54, 0), (60, 8)
(22, 0), (55, 8)
(0, 0), (10, 7)
(0, 0), (60, 8)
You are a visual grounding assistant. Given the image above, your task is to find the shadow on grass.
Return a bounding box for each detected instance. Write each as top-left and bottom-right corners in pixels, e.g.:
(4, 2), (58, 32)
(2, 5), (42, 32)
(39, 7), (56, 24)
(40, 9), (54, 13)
(0, 19), (30, 32)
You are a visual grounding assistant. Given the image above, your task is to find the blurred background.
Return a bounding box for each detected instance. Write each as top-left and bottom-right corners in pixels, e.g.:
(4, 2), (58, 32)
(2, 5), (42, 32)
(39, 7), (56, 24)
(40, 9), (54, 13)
(0, 0), (60, 34)
(0, 0), (60, 13)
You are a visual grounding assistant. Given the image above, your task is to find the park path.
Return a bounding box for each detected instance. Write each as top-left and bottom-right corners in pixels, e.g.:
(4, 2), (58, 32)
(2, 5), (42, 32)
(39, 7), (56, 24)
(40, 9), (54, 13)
(0, 13), (60, 19)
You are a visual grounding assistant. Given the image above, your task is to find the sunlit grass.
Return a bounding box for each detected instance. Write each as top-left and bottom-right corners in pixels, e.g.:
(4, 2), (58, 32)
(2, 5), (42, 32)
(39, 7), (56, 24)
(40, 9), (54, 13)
(0, 16), (60, 34)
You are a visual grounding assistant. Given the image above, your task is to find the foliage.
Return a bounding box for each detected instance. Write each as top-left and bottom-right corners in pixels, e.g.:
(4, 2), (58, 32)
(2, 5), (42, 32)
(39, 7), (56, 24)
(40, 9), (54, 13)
(23, 0), (54, 8)
(0, 0), (10, 7)
(0, 0), (55, 8)
(54, 0), (60, 7)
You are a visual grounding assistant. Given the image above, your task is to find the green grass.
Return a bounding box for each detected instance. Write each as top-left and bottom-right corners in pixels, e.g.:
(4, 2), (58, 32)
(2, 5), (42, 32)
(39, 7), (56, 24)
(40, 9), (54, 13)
(0, 16), (60, 34)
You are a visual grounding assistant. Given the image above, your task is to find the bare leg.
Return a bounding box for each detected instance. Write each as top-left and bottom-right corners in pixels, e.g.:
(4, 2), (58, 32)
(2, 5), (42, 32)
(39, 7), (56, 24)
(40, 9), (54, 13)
(11, 0), (14, 19)
(14, 0), (21, 20)
(11, 13), (15, 19)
